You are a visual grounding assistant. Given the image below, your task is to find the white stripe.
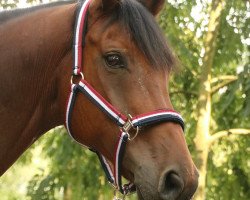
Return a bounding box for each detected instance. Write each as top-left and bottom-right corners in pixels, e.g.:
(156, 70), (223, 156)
(101, 155), (115, 183)
(115, 132), (127, 186)
(132, 112), (183, 125)
(79, 82), (126, 125)
(74, 0), (92, 69)
(73, 68), (78, 75)
(65, 85), (75, 133)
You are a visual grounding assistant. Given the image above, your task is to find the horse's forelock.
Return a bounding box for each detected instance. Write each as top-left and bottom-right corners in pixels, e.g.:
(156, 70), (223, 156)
(114, 0), (176, 70)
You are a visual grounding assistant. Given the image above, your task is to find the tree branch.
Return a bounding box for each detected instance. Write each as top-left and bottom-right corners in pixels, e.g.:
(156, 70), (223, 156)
(209, 128), (250, 144)
(211, 78), (238, 95)
(170, 90), (198, 96)
(211, 75), (238, 84)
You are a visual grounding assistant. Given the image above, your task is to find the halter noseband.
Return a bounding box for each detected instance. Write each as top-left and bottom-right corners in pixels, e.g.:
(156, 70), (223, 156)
(65, 0), (185, 197)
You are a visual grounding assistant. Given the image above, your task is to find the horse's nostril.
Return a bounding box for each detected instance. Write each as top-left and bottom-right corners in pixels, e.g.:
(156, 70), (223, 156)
(165, 172), (183, 191)
(159, 170), (184, 200)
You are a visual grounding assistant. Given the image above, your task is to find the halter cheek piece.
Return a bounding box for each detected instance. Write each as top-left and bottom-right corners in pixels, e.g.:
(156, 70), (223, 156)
(65, 0), (185, 197)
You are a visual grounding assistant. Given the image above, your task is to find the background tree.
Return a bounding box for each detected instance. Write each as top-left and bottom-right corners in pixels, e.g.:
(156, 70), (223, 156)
(161, 0), (249, 199)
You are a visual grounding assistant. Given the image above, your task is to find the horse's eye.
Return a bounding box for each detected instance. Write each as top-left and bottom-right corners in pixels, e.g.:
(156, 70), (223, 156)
(104, 53), (125, 69)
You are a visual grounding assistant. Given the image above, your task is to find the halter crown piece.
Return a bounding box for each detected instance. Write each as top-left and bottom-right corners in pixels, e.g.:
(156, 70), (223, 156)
(65, 0), (185, 197)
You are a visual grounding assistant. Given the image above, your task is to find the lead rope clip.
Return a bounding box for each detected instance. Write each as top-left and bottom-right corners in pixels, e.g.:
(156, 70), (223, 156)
(70, 72), (84, 84)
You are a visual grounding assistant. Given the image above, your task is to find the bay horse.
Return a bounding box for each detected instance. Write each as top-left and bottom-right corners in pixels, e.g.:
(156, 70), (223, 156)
(0, 0), (198, 199)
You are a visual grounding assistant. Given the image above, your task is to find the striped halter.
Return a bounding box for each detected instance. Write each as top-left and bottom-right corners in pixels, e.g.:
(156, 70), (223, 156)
(65, 0), (185, 197)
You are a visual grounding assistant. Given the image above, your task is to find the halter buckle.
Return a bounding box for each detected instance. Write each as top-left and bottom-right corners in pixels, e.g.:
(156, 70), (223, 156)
(122, 120), (133, 133)
(121, 114), (139, 140)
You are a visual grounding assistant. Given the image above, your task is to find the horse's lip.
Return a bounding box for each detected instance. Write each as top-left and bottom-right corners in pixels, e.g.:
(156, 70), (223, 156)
(131, 171), (194, 200)
(135, 185), (194, 200)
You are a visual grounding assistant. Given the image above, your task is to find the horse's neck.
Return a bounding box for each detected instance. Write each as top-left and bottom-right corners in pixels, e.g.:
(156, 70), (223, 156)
(0, 4), (75, 175)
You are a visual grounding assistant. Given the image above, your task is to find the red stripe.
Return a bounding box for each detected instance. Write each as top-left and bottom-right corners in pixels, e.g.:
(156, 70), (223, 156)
(81, 80), (127, 121)
(132, 109), (180, 120)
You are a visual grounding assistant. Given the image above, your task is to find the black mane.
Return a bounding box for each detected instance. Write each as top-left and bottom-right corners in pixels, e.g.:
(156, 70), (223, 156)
(114, 0), (176, 69)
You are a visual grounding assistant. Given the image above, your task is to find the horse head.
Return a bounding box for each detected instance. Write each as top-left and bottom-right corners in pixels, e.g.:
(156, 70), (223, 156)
(59, 0), (199, 199)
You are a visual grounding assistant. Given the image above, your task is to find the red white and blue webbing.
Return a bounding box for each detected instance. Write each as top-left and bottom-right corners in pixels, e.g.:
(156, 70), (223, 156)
(73, 0), (92, 75)
(131, 110), (184, 130)
(67, 80), (185, 131)
(95, 131), (136, 194)
(93, 132), (131, 193)
(65, 83), (134, 194)
(65, 79), (185, 194)
(113, 131), (129, 193)
(78, 80), (127, 126)
(96, 153), (115, 184)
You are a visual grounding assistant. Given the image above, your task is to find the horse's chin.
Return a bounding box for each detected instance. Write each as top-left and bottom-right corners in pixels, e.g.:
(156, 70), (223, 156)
(135, 185), (195, 200)
(136, 186), (145, 200)
(134, 183), (157, 200)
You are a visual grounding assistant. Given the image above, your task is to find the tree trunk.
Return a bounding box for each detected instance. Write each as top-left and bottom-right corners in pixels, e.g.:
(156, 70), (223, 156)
(63, 185), (72, 200)
(193, 0), (225, 199)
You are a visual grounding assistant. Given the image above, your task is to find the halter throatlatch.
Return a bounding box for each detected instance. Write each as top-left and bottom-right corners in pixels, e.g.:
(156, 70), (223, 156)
(65, 0), (185, 197)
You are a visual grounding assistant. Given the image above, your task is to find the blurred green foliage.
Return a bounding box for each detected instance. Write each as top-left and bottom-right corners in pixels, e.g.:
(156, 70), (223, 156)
(161, 0), (249, 199)
(0, 0), (249, 199)
(24, 128), (116, 200)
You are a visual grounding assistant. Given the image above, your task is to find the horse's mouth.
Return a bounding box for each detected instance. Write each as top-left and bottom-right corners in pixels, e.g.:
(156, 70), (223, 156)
(135, 185), (194, 200)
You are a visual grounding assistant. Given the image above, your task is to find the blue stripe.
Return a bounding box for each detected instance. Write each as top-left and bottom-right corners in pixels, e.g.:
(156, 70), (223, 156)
(133, 115), (185, 131)
(117, 133), (129, 194)
(96, 153), (115, 184)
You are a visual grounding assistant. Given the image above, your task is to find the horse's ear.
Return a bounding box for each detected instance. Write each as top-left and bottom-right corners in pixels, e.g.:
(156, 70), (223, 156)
(138, 0), (165, 16)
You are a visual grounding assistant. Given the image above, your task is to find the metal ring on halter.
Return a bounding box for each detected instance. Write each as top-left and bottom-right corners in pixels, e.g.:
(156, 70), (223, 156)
(70, 72), (84, 84)
(121, 114), (139, 141)
(128, 126), (139, 141)
(127, 114), (139, 141)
